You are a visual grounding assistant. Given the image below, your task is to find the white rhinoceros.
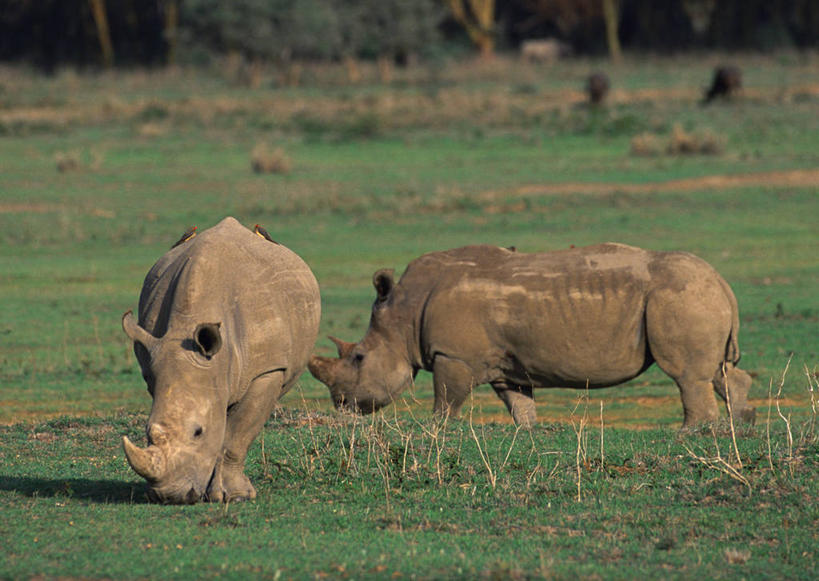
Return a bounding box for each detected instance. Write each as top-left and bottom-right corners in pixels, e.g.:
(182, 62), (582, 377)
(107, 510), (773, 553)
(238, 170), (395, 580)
(122, 217), (320, 503)
(309, 243), (755, 427)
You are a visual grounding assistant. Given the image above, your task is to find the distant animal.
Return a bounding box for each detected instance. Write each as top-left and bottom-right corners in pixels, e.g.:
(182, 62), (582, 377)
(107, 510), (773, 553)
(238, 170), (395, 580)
(587, 72), (610, 104)
(122, 217), (320, 503)
(309, 244), (755, 428)
(703, 65), (742, 103)
(520, 38), (572, 63)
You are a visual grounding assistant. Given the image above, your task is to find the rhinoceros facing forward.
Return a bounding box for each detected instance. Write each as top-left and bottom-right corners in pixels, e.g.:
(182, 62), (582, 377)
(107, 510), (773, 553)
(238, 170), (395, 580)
(309, 244), (755, 427)
(122, 217), (320, 503)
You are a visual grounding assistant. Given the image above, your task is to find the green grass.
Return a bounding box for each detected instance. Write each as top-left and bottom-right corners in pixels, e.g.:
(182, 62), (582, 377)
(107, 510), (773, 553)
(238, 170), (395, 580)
(1, 413), (817, 579)
(1, 54), (818, 578)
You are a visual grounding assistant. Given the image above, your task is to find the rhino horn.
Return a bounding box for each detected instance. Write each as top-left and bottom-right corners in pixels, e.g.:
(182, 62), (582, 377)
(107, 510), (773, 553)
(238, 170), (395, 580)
(328, 336), (356, 359)
(122, 436), (167, 482)
(122, 310), (159, 351)
(308, 355), (338, 386)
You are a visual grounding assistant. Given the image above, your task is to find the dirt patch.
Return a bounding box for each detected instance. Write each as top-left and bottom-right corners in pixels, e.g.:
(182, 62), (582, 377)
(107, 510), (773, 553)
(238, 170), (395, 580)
(0, 203), (63, 214)
(481, 168), (819, 200)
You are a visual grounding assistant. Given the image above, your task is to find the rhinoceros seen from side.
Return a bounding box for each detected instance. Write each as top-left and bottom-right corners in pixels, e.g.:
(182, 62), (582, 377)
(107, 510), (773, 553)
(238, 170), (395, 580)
(122, 217), (320, 503)
(309, 243), (755, 428)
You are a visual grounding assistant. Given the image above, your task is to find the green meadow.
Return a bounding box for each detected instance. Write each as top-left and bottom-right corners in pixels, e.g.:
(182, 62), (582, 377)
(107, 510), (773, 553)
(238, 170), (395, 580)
(1, 55), (817, 578)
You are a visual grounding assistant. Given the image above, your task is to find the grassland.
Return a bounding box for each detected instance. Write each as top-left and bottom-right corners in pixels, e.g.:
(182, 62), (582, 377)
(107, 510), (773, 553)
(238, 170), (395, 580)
(1, 54), (818, 578)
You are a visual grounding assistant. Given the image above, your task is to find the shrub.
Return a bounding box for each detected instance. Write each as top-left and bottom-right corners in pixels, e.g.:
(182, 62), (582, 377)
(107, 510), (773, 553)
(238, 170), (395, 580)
(251, 144), (293, 174)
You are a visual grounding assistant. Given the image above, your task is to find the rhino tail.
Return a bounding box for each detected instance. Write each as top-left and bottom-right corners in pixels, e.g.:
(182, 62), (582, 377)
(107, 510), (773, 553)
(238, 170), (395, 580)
(720, 277), (741, 365)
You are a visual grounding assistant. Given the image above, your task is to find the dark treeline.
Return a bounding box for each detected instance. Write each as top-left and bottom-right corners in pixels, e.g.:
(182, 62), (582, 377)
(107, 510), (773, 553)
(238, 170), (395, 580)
(1, 0), (818, 71)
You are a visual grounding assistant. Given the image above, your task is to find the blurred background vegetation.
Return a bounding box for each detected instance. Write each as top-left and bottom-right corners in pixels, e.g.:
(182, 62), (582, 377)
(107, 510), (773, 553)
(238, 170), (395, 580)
(1, 0), (818, 73)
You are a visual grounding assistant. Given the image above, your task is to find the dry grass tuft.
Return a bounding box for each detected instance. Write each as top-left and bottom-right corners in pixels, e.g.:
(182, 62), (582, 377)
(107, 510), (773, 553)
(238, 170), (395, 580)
(631, 123), (723, 157)
(55, 149), (103, 173)
(667, 123), (723, 155)
(629, 132), (664, 156)
(55, 151), (81, 173)
(251, 144), (292, 175)
(723, 548), (751, 565)
(136, 122), (168, 138)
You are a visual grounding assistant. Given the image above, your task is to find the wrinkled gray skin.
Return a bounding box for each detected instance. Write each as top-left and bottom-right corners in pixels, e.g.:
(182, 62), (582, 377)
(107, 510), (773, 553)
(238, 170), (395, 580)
(122, 217), (320, 504)
(309, 244), (755, 428)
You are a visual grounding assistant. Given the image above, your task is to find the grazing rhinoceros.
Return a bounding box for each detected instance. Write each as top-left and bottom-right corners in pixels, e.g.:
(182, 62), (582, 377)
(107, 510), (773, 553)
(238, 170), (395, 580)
(309, 244), (755, 428)
(122, 217), (320, 503)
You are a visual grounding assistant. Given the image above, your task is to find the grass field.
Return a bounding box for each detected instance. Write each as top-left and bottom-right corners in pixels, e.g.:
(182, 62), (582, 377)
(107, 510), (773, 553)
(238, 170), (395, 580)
(1, 54), (818, 578)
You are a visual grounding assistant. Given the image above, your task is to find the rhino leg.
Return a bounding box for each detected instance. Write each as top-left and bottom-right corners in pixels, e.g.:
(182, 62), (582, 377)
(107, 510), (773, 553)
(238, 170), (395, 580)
(645, 285), (728, 427)
(207, 370), (285, 502)
(432, 355), (475, 419)
(492, 382), (536, 427)
(713, 364), (756, 424)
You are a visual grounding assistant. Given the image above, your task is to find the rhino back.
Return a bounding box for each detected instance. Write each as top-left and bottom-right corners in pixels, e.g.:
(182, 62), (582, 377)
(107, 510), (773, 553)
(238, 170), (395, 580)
(410, 244), (670, 387)
(138, 217), (320, 388)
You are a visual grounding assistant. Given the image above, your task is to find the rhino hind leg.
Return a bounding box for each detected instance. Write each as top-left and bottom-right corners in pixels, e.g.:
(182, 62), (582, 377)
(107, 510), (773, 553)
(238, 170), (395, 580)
(432, 355), (475, 419)
(713, 364), (756, 425)
(206, 370), (286, 503)
(492, 382), (536, 427)
(674, 377), (721, 427)
(645, 285), (730, 427)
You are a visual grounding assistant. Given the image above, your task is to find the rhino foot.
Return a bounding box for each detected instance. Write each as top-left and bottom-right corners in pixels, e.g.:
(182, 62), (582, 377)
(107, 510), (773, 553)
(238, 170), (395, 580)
(206, 460), (257, 503)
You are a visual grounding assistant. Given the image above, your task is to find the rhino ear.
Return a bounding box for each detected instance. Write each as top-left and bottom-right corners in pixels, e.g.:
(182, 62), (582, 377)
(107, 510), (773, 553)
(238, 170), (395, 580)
(373, 269), (395, 301)
(328, 336), (356, 359)
(194, 322), (222, 359)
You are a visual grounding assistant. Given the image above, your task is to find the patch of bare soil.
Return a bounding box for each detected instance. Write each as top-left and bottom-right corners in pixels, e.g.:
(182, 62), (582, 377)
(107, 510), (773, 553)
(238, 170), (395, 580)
(0, 203), (62, 214)
(481, 168), (819, 201)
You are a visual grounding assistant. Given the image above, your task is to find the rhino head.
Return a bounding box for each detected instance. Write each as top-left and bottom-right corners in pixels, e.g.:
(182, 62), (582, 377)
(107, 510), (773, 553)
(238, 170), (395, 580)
(121, 311), (228, 504)
(309, 269), (416, 414)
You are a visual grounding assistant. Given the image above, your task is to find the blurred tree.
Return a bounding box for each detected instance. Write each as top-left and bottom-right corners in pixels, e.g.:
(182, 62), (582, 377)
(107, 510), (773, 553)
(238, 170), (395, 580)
(88, 0), (114, 67)
(341, 0), (443, 80)
(161, 0), (178, 65)
(602, 0), (622, 62)
(448, 0), (496, 57)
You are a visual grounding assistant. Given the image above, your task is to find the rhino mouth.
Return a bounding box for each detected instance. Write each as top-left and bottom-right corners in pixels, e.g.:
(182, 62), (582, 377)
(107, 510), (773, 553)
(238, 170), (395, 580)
(334, 395), (379, 415)
(146, 485), (202, 505)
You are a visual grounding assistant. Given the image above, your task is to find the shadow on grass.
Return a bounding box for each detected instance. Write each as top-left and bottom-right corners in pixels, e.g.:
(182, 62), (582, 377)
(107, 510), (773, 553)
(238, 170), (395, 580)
(0, 475), (149, 504)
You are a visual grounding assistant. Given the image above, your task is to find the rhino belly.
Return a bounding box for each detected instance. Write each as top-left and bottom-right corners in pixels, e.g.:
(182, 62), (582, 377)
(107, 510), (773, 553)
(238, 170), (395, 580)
(495, 288), (652, 389)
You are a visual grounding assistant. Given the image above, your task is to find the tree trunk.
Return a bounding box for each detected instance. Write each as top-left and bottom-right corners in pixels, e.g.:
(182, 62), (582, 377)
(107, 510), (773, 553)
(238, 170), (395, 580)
(163, 1), (178, 66)
(449, 0), (496, 58)
(602, 0), (622, 63)
(88, 0), (114, 68)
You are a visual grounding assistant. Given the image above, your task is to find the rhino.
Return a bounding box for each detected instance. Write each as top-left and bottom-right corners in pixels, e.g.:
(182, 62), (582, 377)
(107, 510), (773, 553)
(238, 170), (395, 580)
(122, 217), (320, 503)
(309, 243), (755, 428)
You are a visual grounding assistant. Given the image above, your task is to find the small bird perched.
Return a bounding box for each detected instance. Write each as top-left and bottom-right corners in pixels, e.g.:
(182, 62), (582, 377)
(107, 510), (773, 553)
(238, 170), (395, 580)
(171, 226), (197, 248)
(254, 224), (279, 244)
(703, 65), (742, 104)
(587, 72), (610, 105)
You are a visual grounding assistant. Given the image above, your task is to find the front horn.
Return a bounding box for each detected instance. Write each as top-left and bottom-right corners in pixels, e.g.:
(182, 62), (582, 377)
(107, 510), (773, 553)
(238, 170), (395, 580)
(122, 310), (159, 350)
(122, 436), (167, 482)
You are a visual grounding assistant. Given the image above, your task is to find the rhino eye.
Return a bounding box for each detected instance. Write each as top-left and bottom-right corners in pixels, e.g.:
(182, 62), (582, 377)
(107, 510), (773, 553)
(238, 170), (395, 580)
(193, 426), (203, 438)
(353, 353), (365, 364)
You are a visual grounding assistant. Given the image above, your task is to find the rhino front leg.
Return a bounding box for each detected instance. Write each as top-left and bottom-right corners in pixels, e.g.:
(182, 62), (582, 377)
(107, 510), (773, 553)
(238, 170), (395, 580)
(492, 382), (536, 427)
(432, 355), (475, 419)
(207, 370), (285, 503)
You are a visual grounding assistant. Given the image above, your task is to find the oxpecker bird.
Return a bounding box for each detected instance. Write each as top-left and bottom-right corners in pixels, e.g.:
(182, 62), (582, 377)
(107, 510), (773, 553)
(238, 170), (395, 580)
(171, 226), (197, 248)
(254, 224), (279, 244)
